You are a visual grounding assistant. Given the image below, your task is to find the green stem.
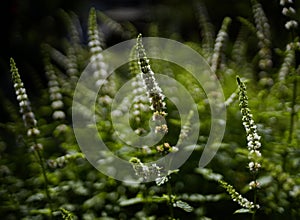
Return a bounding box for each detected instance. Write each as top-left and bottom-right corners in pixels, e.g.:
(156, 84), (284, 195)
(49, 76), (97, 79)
(167, 182), (174, 219)
(35, 146), (53, 218)
(252, 189), (257, 220)
(252, 173), (257, 220)
(283, 71), (298, 171)
(288, 74), (297, 144)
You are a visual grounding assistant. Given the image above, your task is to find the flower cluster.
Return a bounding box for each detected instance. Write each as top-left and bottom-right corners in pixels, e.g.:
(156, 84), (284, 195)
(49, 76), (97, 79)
(210, 17), (231, 73)
(88, 8), (116, 112)
(10, 58), (42, 151)
(195, 1), (215, 57)
(177, 110), (194, 146)
(129, 44), (140, 76)
(48, 152), (84, 168)
(11, 58), (39, 136)
(155, 169), (179, 186)
(251, 0), (272, 73)
(219, 180), (259, 210)
(88, 8), (108, 88)
(156, 142), (178, 155)
(129, 157), (162, 182)
(232, 25), (248, 66)
(66, 46), (79, 83)
(128, 45), (152, 134)
(97, 11), (127, 38)
(224, 91), (237, 107)
(237, 77), (262, 187)
(49, 46), (69, 68)
(136, 34), (168, 134)
(280, 0), (298, 30)
(278, 42), (298, 81)
(60, 9), (81, 46)
(131, 74), (151, 135)
(59, 10), (80, 83)
(43, 55), (66, 121)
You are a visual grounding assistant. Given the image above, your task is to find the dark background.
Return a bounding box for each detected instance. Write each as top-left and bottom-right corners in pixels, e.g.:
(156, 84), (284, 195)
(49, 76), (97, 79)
(0, 0), (297, 106)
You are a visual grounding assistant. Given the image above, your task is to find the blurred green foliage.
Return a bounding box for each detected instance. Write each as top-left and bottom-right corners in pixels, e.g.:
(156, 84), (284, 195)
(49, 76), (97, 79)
(0, 0), (300, 219)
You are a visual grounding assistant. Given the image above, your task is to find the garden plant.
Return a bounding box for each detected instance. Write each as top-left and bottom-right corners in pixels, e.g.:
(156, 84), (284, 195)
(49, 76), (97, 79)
(0, 0), (299, 219)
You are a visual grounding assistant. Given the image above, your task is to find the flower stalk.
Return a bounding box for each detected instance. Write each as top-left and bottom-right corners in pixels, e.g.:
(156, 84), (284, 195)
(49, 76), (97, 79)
(251, 0), (272, 79)
(237, 76), (262, 218)
(10, 58), (53, 217)
(136, 34), (168, 134)
(210, 17), (231, 73)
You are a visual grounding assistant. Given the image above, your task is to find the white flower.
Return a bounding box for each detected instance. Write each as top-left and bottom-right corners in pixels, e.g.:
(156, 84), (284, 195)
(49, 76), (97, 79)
(48, 80), (58, 87)
(14, 82), (23, 89)
(280, 0), (293, 6)
(27, 128), (40, 137)
(285, 20), (298, 30)
(55, 124), (68, 132)
(88, 40), (99, 47)
(111, 109), (123, 117)
(249, 150), (262, 157)
(133, 110), (140, 116)
(96, 79), (108, 87)
(51, 100), (64, 109)
(249, 180), (260, 189)
(19, 100), (29, 107)
(16, 88), (26, 95)
(91, 46), (102, 53)
(50, 93), (62, 101)
(282, 7), (296, 15)
(17, 94), (28, 101)
(53, 111), (66, 120)
(49, 86), (60, 93)
(249, 162), (254, 170)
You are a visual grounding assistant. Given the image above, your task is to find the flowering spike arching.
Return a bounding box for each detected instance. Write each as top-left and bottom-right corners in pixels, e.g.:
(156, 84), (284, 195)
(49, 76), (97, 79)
(177, 110), (194, 146)
(42, 49), (66, 121)
(136, 34), (168, 134)
(278, 42), (296, 81)
(59, 9), (82, 46)
(195, 0), (215, 56)
(97, 11), (125, 37)
(88, 8), (105, 51)
(65, 43), (79, 83)
(210, 17), (231, 73)
(10, 58), (40, 138)
(219, 180), (259, 210)
(129, 44), (140, 76)
(88, 7), (114, 95)
(232, 25), (249, 65)
(251, 0), (273, 73)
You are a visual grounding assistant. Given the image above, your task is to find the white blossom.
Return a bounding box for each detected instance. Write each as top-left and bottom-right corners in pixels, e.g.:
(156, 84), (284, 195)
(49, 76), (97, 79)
(53, 111), (66, 120)
(285, 20), (298, 30)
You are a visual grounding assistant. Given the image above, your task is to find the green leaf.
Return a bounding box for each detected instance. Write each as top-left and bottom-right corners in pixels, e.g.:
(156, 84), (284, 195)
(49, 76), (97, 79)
(234, 208), (254, 214)
(195, 168), (223, 181)
(29, 208), (52, 215)
(173, 200), (194, 212)
(119, 197), (144, 206)
(167, 169), (179, 176)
